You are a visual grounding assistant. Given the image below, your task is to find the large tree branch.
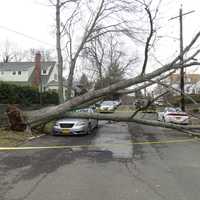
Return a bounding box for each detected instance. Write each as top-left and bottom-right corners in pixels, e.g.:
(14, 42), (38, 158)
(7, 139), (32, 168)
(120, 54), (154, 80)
(141, 6), (154, 75)
(130, 91), (169, 118)
(26, 60), (200, 127)
(117, 70), (176, 94)
(150, 80), (198, 105)
(169, 31), (200, 67)
(58, 112), (200, 135)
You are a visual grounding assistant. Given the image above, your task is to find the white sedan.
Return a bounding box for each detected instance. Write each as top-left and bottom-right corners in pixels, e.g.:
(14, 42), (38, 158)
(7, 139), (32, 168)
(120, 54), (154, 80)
(158, 107), (189, 125)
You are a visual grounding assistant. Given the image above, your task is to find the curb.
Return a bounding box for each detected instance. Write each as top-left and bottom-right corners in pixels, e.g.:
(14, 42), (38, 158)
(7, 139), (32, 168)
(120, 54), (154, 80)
(27, 134), (46, 141)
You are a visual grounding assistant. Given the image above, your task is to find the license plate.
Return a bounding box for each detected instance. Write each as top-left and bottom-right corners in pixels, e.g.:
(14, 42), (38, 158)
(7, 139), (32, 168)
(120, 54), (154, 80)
(176, 117), (181, 120)
(62, 129), (70, 134)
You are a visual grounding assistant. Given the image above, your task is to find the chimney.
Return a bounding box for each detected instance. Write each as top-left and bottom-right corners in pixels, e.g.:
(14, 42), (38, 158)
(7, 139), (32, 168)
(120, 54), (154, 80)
(32, 51), (41, 89)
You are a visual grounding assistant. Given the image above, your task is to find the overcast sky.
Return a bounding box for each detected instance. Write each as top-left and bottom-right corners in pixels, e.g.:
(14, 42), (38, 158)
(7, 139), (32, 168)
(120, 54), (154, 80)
(0, 0), (55, 49)
(0, 0), (200, 73)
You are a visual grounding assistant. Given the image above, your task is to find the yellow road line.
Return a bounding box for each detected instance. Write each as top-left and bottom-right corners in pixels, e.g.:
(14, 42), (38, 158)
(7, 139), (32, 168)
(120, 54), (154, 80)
(0, 138), (197, 151)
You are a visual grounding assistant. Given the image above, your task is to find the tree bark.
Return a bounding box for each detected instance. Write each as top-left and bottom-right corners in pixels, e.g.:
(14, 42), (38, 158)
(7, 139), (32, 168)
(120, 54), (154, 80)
(56, 0), (64, 103)
(51, 111), (200, 135)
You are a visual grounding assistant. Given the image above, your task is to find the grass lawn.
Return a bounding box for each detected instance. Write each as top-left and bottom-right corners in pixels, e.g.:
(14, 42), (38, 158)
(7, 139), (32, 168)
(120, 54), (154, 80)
(0, 128), (33, 147)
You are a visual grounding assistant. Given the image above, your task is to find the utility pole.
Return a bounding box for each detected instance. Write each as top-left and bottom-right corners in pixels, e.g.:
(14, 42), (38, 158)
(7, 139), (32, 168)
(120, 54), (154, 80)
(169, 6), (194, 111)
(179, 7), (185, 111)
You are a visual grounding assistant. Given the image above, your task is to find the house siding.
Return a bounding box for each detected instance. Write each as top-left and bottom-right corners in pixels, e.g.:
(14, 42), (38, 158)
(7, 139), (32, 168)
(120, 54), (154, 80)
(0, 68), (34, 82)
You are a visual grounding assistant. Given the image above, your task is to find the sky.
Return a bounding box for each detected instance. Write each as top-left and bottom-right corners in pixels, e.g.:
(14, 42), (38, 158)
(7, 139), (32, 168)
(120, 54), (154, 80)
(0, 0), (55, 49)
(0, 0), (200, 74)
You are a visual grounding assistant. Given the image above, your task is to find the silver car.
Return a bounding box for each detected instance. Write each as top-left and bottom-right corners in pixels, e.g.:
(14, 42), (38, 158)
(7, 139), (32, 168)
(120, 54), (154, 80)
(99, 101), (116, 113)
(52, 108), (98, 136)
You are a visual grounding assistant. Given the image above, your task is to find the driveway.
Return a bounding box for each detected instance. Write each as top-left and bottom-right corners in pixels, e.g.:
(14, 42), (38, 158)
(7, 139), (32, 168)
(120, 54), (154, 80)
(1, 120), (200, 200)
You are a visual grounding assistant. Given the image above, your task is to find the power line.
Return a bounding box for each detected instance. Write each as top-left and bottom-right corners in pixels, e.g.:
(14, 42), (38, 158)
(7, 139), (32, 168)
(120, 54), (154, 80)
(0, 25), (55, 47)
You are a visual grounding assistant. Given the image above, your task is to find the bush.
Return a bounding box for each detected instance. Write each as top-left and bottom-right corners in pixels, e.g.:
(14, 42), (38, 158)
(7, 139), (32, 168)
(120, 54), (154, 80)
(192, 108), (199, 113)
(0, 82), (59, 105)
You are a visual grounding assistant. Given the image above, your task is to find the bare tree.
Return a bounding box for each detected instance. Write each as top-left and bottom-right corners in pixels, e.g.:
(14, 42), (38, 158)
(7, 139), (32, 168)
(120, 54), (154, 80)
(83, 33), (137, 89)
(0, 40), (23, 63)
(61, 0), (136, 98)
(0, 41), (54, 63)
(47, 0), (79, 103)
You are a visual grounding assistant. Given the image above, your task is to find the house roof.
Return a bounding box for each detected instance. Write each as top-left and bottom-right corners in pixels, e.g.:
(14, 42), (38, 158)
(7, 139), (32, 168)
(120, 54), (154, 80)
(0, 61), (56, 72)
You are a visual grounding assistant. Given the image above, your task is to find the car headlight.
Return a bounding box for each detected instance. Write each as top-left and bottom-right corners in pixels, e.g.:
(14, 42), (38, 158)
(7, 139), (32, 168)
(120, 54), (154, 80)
(76, 121), (87, 126)
(54, 122), (60, 128)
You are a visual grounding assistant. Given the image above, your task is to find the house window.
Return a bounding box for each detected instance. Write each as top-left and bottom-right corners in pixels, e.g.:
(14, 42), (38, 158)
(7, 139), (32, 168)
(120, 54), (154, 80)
(43, 69), (47, 74)
(12, 71), (16, 75)
(18, 71), (21, 75)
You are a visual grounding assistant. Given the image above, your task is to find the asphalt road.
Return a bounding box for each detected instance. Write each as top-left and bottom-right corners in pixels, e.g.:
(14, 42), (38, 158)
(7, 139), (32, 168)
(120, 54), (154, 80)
(1, 119), (200, 200)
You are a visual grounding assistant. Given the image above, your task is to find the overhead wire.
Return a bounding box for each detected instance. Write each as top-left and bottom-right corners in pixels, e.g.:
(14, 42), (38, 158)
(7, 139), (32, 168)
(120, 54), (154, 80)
(0, 25), (55, 47)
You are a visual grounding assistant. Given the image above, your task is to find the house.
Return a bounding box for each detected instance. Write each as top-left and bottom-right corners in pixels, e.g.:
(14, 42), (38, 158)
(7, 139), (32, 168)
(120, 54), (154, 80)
(154, 73), (200, 96)
(0, 51), (74, 100)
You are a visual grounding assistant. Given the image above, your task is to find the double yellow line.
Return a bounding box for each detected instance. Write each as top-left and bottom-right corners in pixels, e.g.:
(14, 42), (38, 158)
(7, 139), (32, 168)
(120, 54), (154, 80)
(0, 138), (197, 151)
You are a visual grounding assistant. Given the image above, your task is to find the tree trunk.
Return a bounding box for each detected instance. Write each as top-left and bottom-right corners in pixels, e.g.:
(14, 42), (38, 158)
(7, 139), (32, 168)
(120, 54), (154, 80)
(67, 59), (76, 99)
(56, 0), (64, 104)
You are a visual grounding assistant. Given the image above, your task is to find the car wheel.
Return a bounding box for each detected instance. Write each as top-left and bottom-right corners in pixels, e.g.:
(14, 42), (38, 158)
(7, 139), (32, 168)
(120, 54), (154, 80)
(87, 123), (92, 134)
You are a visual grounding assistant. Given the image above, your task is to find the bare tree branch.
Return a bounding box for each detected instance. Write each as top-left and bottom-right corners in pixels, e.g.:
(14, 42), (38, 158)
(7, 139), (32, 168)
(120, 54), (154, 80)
(56, 111), (200, 135)
(141, 5), (154, 75)
(150, 80), (198, 105)
(118, 70), (176, 94)
(130, 91), (169, 118)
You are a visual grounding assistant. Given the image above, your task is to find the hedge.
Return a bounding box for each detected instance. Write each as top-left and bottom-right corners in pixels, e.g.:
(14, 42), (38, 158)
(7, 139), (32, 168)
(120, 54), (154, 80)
(0, 82), (59, 105)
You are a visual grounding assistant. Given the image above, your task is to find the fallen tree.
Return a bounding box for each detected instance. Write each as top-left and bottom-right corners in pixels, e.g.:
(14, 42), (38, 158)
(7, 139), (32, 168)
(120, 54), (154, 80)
(6, 56), (200, 131)
(4, 1), (200, 133)
(59, 112), (200, 135)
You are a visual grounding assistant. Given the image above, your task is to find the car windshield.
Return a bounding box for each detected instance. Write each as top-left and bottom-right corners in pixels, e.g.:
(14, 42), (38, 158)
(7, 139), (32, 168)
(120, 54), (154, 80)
(166, 108), (176, 112)
(175, 107), (182, 112)
(101, 101), (114, 106)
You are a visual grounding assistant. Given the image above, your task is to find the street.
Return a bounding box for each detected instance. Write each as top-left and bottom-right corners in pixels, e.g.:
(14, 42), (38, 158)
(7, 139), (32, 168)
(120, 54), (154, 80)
(1, 120), (200, 200)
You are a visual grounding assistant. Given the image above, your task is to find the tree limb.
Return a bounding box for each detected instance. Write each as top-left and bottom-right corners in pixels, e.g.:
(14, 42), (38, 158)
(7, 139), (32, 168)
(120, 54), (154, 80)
(58, 111), (200, 135)
(117, 70), (176, 94)
(150, 80), (198, 105)
(141, 5), (154, 75)
(130, 91), (169, 118)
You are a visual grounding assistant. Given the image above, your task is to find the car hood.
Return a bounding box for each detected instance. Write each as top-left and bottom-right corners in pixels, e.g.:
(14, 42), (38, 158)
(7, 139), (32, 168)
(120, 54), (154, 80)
(57, 118), (88, 124)
(100, 105), (113, 108)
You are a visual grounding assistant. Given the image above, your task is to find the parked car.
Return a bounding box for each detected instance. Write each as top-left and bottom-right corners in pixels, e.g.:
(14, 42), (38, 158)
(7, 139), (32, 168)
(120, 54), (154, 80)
(52, 108), (98, 136)
(98, 100), (116, 113)
(158, 107), (189, 125)
(113, 100), (121, 107)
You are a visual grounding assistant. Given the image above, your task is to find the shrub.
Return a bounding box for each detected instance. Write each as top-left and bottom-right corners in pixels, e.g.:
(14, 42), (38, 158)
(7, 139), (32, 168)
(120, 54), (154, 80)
(192, 108), (199, 113)
(0, 82), (59, 105)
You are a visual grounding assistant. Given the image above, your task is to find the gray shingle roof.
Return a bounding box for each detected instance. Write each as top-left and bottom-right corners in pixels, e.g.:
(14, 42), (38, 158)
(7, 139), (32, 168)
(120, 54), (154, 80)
(0, 61), (56, 71)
